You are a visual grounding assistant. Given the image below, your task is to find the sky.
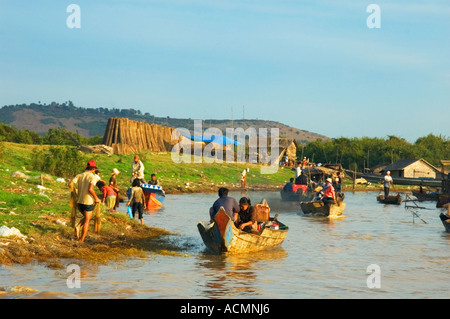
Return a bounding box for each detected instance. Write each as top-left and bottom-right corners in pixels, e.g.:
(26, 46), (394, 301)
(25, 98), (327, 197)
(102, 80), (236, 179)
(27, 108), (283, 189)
(0, 0), (449, 142)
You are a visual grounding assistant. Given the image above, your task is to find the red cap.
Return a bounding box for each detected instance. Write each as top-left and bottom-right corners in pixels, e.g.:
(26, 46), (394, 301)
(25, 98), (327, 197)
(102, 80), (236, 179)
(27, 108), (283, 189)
(85, 160), (97, 169)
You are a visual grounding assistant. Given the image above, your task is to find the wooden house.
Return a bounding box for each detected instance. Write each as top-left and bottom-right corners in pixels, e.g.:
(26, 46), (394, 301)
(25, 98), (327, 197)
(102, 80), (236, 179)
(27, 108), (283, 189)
(380, 158), (440, 179)
(370, 162), (389, 174)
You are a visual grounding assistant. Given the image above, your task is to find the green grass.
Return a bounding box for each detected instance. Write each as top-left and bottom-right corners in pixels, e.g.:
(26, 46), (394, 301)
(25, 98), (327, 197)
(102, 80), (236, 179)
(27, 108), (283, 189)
(0, 142), (294, 235)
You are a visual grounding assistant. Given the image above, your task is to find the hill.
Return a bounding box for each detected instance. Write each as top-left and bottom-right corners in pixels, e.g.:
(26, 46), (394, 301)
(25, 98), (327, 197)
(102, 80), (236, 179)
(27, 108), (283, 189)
(0, 102), (328, 142)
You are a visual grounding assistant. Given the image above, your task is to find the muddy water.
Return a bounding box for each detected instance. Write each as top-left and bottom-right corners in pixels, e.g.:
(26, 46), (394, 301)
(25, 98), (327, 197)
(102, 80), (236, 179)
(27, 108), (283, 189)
(1, 191), (449, 299)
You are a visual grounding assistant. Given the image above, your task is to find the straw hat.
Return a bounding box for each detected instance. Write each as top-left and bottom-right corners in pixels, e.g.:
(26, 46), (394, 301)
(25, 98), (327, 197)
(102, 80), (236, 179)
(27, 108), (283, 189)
(112, 168), (120, 175)
(326, 178), (332, 183)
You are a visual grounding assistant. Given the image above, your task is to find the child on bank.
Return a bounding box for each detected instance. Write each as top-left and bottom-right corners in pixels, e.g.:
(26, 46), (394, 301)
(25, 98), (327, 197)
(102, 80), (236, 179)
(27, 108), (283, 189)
(127, 179), (146, 224)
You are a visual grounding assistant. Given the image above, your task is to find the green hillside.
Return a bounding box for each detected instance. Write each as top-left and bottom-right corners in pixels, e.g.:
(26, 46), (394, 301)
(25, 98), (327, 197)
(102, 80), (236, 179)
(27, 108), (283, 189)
(0, 101), (328, 142)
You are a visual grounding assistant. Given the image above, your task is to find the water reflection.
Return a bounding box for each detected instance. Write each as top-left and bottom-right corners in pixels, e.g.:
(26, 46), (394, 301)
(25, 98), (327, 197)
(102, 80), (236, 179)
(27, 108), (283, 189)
(196, 248), (288, 298)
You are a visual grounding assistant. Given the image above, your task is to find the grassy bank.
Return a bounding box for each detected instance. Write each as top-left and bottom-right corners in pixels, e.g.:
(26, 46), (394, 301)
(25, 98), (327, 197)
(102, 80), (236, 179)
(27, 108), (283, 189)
(0, 142), (421, 266)
(0, 142), (294, 266)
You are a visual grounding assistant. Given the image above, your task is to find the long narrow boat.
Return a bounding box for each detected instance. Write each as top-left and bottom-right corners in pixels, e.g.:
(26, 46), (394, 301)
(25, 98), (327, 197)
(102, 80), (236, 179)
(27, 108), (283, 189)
(197, 205), (288, 254)
(376, 193), (402, 205)
(345, 170), (442, 187)
(411, 190), (438, 202)
(300, 200), (346, 217)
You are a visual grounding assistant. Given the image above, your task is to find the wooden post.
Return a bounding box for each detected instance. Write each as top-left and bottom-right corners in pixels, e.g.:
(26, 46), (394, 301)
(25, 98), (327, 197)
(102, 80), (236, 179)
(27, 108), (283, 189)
(94, 203), (101, 234)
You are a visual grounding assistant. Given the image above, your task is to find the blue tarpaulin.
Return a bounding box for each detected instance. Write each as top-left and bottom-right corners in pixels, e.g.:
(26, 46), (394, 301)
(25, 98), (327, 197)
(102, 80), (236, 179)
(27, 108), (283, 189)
(182, 134), (242, 145)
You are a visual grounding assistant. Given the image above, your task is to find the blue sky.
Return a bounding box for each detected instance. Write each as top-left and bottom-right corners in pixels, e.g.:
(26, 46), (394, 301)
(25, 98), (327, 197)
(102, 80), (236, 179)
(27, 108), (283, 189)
(0, 0), (449, 142)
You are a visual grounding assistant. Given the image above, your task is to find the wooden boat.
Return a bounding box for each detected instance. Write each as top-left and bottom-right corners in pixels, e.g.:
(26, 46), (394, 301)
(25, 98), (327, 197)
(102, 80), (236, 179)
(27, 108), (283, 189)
(411, 189), (438, 202)
(376, 193), (402, 205)
(280, 184), (315, 202)
(197, 203), (288, 254)
(127, 184), (166, 211)
(439, 213), (450, 233)
(300, 200), (346, 217)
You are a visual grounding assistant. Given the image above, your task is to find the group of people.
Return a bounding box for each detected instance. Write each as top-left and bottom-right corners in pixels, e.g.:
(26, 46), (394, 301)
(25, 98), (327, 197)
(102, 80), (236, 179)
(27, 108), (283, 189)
(95, 168), (121, 212)
(68, 155), (161, 241)
(209, 187), (257, 233)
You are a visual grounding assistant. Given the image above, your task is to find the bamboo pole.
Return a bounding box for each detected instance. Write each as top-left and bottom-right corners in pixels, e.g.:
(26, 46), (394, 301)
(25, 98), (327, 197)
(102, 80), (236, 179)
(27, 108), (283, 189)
(70, 191), (78, 228)
(94, 202), (101, 234)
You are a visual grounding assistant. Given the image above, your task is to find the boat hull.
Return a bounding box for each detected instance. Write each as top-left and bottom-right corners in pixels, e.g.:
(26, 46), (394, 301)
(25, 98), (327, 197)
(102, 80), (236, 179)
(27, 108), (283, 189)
(411, 190), (438, 202)
(300, 201), (346, 217)
(439, 213), (450, 233)
(198, 207), (288, 254)
(377, 194), (402, 205)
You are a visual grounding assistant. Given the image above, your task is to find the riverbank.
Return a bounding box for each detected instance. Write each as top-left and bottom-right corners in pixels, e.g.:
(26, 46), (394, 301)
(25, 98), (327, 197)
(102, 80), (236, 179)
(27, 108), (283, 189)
(0, 142), (294, 266)
(0, 142), (425, 266)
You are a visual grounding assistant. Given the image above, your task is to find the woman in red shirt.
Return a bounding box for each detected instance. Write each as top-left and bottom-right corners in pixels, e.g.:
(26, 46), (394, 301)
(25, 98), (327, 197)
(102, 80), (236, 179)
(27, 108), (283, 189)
(96, 180), (117, 211)
(322, 178), (337, 205)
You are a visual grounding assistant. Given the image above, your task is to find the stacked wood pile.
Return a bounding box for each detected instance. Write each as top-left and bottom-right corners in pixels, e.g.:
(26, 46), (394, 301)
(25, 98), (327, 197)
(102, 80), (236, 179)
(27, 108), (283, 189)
(101, 117), (180, 155)
(77, 144), (113, 155)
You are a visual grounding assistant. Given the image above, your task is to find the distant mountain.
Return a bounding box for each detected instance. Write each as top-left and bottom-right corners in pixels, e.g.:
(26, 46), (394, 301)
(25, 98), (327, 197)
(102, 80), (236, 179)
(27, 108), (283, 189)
(0, 102), (329, 143)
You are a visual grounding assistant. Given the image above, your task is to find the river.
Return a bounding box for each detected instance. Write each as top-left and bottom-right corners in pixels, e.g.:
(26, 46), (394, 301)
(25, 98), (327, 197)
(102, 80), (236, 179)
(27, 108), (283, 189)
(1, 190), (449, 299)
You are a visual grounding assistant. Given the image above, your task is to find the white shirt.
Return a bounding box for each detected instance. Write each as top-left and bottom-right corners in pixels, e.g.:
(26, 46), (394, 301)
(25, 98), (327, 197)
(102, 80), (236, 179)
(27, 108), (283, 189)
(295, 167), (302, 178)
(384, 175), (392, 187)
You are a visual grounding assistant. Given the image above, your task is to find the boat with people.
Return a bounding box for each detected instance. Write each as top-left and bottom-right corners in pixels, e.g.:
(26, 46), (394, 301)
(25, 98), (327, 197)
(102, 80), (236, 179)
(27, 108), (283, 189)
(280, 184), (315, 202)
(300, 197), (346, 217)
(197, 201), (289, 254)
(376, 193), (402, 205)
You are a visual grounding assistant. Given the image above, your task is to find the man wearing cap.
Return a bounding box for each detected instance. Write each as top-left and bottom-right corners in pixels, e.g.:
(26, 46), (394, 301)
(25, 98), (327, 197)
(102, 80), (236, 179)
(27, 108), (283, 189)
(68, 160), (101, 242)
(322, 177), (337, 205)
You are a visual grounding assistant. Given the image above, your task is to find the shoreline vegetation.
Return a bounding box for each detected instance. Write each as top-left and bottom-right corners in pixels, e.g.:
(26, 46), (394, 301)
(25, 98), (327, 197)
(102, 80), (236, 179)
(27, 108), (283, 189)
(0, 142), (420, 267)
